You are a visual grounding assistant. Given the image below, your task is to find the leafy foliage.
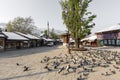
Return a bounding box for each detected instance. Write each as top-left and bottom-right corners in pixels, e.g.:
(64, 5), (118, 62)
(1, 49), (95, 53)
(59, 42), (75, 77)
(60, 0), (96, 48)
(43, 29), (48, 38)
(43, 28), (59, 39)
(50, 28), (59, 39)
(6, 17), (36, 34)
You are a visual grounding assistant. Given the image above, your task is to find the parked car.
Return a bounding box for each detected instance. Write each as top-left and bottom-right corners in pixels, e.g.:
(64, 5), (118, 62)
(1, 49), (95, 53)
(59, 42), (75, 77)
(0, 46), (4, 51)
(47, 41), (54, 47)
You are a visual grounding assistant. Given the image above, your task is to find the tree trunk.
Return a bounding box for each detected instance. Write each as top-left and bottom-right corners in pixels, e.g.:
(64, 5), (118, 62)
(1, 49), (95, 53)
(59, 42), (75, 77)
(75, 38), (79, 49)
(67, 31), (71, 54)
(78, 38), (80, 48)
(75, 38), (81, 49)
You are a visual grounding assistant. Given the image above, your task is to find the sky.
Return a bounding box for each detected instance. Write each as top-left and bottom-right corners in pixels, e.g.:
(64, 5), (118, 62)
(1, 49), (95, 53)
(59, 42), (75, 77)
(0, 0), (120, 33)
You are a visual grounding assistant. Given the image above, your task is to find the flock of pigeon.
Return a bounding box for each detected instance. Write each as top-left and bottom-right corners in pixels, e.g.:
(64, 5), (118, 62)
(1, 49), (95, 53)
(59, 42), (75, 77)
(40, 49), (120, 80)
(16, 49), (120, 80)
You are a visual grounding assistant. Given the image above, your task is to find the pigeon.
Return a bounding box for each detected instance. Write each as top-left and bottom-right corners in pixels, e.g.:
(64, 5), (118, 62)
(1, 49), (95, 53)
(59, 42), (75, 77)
(66, 65), (71, 72)
(77, 64), (81, 68)
(71, 67), (77, 72)
(72, 58), (77, 64)
(43, 56), (50, 63)
(53, 61), (60, 69)
(40, 60), (43, 63)
(77, 75), (84, 80)
(92, 58), (96, 62)
(54, 65), (57, 69)
(23, 66), (29, 72)
(102, 72), (111, 76)
(83, 72), (89, 77)
(53, 56), (60, 59)
(100, 63), (109, 68)
(58, 67), (64, 74)
(105, 72), (110, 76)
(116, 61), (120, 65)
(65, 54), (68, 57)
(44, 65), (52, 71)
(109, 69), (116, 74)
(106, 61), (111, 64)
(113, 65), (120, 69)
(83, 66), (87, 71)
(16, 63), (20, 66)
(60, 59), (64, 62)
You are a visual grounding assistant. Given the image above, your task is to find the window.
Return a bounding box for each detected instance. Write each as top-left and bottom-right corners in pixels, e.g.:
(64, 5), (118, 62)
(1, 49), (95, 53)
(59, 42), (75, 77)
(112, 40), (115, 45)
(104, 40), (107, 44)
(116, 40), (120, 45)
(108, 40), (111, 45)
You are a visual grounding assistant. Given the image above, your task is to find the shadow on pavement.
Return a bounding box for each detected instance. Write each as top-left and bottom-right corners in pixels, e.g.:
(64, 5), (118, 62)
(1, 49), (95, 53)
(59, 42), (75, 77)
(0, 45), (62, 58)
(0, 70), (58, 80)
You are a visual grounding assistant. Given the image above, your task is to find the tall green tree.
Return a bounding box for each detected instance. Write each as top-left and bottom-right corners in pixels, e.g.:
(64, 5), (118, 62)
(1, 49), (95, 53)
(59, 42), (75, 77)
(6, 17), (36, 34)
(60, 0), (96, 48)
(50, 28), (59, 39)
(43, 29), (48, 38)
(7, 21), (13, 32)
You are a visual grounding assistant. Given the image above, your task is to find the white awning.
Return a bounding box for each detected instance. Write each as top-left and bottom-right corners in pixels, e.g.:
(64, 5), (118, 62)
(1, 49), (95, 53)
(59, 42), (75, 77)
(81, 37), (89, 41)
(81, 35), (97, 42)
(88, 35), (97, 42)
(43, 38), (54, 42)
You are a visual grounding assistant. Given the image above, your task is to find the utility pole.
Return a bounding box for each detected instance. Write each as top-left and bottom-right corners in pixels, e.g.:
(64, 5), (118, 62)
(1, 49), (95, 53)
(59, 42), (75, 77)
(47, 21), (49, 38)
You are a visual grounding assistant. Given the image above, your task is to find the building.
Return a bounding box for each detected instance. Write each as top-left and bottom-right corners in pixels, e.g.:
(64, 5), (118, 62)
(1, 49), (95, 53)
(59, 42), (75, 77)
(60, 33), (75, 46)
(61, 33), (69, 46)
(0, 33), (6, 51)
(0, 31), (43, 51)
(81, 35), (97, 47)
(95, 25), (120, 46)
(15, 32), (40, 47)
(0, 32), (29, 51)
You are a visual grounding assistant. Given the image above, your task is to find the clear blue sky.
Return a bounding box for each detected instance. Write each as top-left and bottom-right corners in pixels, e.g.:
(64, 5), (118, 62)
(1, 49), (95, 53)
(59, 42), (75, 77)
(0, 0), (120, 33)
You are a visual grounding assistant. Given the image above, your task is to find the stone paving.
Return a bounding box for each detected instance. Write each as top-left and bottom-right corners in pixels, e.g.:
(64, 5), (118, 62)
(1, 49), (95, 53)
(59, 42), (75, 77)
(0, 46), (120, 80)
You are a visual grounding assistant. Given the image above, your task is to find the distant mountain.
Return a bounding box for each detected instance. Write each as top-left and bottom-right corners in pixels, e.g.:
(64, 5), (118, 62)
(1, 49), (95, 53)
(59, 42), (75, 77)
(0, 23), (6, 31)
(32, 27), (66, 37)
(0, 23), (66, 37)
(54, 29), (66, 35)
(0, 23), (6, 28)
